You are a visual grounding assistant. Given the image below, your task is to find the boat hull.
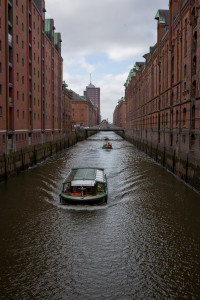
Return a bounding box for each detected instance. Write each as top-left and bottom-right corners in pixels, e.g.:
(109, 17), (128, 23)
(102, 144), (112, 149)
(59, 193), (107, 205)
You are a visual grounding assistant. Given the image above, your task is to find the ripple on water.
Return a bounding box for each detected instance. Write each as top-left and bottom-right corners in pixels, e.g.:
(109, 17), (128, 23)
(0, 132), (200, 300)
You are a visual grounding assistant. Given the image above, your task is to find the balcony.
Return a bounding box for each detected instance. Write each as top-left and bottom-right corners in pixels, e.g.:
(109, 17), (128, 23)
(8, 20), (12, 28)
(8, 34), (12, 46)
(9, 97), (13, 108)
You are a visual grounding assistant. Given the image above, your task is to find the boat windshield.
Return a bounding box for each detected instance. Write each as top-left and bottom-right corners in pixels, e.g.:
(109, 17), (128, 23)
(72, 186), (94, 194)
(63, 183), (71, 193)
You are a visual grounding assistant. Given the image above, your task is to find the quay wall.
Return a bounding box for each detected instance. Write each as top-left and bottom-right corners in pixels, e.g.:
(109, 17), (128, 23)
(0, 130), (96, 182)
(117, 131), (200, 194)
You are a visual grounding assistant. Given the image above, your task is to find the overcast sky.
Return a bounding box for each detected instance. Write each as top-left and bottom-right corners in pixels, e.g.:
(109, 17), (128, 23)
(45, 0), (169, 122)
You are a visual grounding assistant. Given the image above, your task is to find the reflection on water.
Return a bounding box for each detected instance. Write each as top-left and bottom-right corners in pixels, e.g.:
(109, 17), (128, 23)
(0, 132), (200, 299)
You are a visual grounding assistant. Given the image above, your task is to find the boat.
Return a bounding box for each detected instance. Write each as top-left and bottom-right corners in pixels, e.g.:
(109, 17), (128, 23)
(60, 167), (108, 205)
(102, 142), (113, 149)
(101, 136), (109, 140)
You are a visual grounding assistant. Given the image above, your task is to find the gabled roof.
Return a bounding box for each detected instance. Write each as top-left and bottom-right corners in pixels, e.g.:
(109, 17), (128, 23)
(134, 62), (144, 70)
(118, 97), (125, 104)
(155, 10), (169, 25)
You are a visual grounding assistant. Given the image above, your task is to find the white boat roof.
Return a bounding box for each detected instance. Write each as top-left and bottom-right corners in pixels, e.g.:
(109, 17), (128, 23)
(69, 168), (105, 186)
(71, 180), (95, 186)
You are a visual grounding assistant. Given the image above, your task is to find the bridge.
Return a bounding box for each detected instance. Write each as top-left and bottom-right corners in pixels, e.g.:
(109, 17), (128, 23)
(85, 125), (125, 133)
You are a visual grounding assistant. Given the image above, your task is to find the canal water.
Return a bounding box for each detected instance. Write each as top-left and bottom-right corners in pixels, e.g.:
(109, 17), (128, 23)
(0, 132), (200, 300)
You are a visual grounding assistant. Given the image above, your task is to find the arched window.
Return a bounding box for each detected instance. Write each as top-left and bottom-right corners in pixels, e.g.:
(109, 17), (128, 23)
(192, 55), (196, 76)
(184, 19), (187, 56)
(192, 80), (196, 99)
(183, 108), (186, 126)
(166, 112), (168, 128)
(191, 105), (195, 129)
(171, 110), (173, 129)
(184, 64), (187, 78)
(176, 110), (179, 127)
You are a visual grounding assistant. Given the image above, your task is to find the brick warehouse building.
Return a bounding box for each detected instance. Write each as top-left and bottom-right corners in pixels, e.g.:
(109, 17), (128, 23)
(0, 0), (70, 156)
(62, 82), (72, 138)
(71, 91), (97, 128)
(113, 97), (126, 129)
(124, 0), (200, 191)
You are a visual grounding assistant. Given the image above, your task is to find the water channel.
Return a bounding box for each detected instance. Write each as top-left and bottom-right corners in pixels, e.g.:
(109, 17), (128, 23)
(0, 132), (200, 299)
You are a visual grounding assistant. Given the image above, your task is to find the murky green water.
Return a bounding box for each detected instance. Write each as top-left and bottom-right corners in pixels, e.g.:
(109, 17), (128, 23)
(0, 132), (200, 299)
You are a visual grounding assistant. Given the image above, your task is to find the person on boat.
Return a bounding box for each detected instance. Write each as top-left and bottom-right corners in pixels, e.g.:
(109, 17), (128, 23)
(97, 183), (104, 192)
(80, 186), (86, 197)
(65, 184), (70, 193)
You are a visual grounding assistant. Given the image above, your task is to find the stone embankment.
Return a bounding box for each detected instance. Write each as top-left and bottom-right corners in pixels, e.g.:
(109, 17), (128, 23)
(0, 129), (97, 182)
(117, 131), (200, 194)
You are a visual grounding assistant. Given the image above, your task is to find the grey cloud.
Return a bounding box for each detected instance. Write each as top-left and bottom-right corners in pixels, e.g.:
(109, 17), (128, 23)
(46, 0), (169, 60)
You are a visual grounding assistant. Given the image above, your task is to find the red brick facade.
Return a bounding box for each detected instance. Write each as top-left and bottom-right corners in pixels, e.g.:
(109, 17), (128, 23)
(62, 84), (72, 136)
(0, 0), (7, 154)
(113, 97), (126, 128)
(0, 0), (71, 156)
(71, 91), (97, 128)
(124, 0), (200, 164)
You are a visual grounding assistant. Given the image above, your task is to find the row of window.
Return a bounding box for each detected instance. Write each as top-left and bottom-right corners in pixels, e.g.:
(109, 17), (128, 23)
(15, 1), (24, 13)
(0, 105), (58, 122)
(16, 53), (40, 65)
(1, 131), (63, 145)
(16, 133), (26, 142)
(16, 110), (25, 119)
(16, 17), (40, 34)
(15, 0), (41, 19)
(16, 35), (40, 50)
(16, 73), (25, 83)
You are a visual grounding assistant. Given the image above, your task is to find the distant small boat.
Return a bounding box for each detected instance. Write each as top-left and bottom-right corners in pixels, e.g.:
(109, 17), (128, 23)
(60, 167), (108, 205)
(101, 136), (109, 140)
(102, 142), (113, 149)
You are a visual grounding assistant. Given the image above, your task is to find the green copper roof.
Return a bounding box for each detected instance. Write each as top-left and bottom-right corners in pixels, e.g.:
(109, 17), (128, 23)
(155, 10), (169, 25)
(124, 68), (136, 87)
(45, 19), (51, 32)
(118, 97), (125, 104)
(54, 33), (59, 44)
(135, 64), (140, 71)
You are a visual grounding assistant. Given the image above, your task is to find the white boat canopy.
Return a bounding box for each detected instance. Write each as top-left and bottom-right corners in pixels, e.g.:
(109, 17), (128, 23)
(71, 180), (96, 186)
(95, 169), (104, 182)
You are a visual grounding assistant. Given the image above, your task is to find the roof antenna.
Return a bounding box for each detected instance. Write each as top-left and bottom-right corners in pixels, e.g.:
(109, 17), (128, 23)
(90, 73), (92, 84)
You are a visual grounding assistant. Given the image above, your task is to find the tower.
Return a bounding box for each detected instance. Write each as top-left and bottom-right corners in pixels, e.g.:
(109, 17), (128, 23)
(85, 75), (100, 124)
